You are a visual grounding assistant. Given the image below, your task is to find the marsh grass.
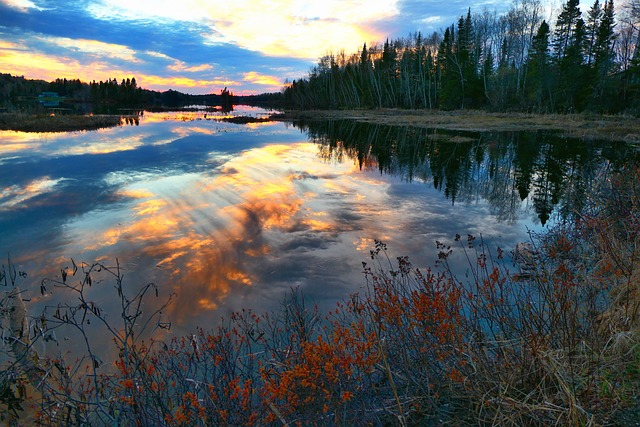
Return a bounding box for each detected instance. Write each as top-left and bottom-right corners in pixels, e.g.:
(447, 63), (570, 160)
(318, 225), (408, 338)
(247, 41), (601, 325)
(0, 113), (125, 132)
(279, 109), (640, 143)
(2, 166), (640, 425)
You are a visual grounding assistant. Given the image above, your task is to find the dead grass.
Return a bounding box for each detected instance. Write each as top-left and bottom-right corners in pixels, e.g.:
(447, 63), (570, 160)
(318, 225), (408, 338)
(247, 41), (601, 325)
(277, 109), (640, 143)
(0, 113), (124, 132)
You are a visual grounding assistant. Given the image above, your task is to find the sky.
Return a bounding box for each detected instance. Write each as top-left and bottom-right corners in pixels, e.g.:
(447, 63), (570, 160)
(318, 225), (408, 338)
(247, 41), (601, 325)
(0, 0), (510, 95)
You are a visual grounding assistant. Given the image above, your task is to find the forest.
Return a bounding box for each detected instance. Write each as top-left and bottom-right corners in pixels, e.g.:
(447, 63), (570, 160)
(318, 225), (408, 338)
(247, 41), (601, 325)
(283, 0), (640, 114)
(0, 73), (281, 113)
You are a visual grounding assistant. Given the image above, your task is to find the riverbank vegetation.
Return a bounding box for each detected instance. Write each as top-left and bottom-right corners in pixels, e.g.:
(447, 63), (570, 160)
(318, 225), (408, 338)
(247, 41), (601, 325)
(2, 161), (639, 425)
(278, 109), (640, 143)
(0, 112), (127, 133)
(283, 0), (640, 115)
(0, 111), (274, 133)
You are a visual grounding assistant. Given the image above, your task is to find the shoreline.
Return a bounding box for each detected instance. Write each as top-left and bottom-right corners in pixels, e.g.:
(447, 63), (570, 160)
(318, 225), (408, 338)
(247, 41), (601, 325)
(274, 109), (640, 143)
(2, 109), (639, 143)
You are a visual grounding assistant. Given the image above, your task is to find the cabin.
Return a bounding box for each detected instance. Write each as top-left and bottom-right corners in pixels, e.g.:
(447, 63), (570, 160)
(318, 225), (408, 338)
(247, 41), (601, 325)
(38, 92), (62, 107)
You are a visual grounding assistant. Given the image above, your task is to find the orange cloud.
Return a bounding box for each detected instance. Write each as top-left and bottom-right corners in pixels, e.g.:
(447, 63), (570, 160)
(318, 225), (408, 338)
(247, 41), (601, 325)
(71, 143), (336, 325)
(0, 42), (139, 87)
(242, 71), (282, 87)
(0, 177), (65, 210)
(38, 36), (141, 63)
(0, 34), (234, 93)
(138, 75), (237, 91)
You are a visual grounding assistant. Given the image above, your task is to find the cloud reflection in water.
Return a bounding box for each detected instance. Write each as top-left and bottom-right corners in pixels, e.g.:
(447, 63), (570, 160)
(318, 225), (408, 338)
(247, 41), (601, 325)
(0, 117), (537, 338)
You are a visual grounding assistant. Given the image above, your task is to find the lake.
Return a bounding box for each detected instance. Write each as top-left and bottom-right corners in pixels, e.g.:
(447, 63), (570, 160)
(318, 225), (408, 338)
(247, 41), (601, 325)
(1, 107), (636, 341)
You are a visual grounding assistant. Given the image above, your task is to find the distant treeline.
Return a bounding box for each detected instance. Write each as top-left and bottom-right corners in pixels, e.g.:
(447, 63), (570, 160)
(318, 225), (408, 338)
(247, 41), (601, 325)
(284, 0), (640, 114)
(0, 73), (283, 113)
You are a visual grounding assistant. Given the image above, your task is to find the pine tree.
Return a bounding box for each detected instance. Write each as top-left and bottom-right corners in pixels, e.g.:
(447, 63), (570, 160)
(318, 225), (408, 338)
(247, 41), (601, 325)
(526, 21), (553, 111)
(584, 0), (602, 67)
(554, 0), (587, 111)
(590, 0), (617, 109)
(593, 0), (616, 74)
(438, 26), (459, 109)
(554, 0), (582, 61)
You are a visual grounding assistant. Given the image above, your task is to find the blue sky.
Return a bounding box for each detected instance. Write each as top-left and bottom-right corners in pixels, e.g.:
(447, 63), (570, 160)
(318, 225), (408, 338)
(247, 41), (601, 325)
(1, 0), (510, 95)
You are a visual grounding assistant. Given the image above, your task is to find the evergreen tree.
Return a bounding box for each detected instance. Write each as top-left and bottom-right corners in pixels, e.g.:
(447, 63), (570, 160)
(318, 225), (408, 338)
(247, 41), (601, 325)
(280, 0), (632, 114)
(591, 0), (617, 110)
(554, 0), (587, 111)
(526, 21), (553, 111)
(438, 26), (459, 109)
(593, 0), (616, 73)
(584, 0), (603, 67)
(554, 0), (582, 61)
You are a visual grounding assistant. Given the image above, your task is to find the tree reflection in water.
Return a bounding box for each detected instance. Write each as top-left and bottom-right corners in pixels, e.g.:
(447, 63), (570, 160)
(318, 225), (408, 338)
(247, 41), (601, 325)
(296, 119), (639, 225)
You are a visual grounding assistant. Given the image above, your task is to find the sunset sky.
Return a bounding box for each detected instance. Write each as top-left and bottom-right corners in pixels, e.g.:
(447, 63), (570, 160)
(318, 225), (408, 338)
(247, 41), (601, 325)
(1, 0), (510, 95)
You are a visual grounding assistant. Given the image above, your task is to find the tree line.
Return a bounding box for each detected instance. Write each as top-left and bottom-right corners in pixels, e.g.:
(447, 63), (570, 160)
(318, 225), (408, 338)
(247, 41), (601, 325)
(89, 77), (144, 108)
(0, 74), (284, 113)
(283, 0), (640, 114)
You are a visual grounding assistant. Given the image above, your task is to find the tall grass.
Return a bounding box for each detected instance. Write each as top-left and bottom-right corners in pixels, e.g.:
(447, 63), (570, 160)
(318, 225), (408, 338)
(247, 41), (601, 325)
(1, 166), (639, 425)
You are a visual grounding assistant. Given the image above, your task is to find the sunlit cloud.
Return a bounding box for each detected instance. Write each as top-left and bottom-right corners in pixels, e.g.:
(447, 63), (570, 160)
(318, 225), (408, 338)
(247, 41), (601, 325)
(245, 121), (280, 130)
(0, 177), (65, 210)
(1, 0), (42, 12)
(117, 188), (155, 199)
(133, 198), (167, 216)
(37, 36), (141, 63)
(90, 0), (399, 59)
(55, 135), (146, 156)
(168, 61), (214, 73)
(0, 40), (20, 49)
(420, 16), (443, 25)
(200, 1), (398, 59)
(0, 42), (135, 86)
(69, 141), (355, 325)
(138, 75), (237, 91)
(0, 48), (85, 78)
(242, 71), (282, 88)
(144, 50), (174, 60)
(0, 132), (46, 157)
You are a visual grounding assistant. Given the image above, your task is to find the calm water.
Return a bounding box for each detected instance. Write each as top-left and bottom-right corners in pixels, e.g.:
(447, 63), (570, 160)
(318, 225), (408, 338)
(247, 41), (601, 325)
(1, 108), (635, 340)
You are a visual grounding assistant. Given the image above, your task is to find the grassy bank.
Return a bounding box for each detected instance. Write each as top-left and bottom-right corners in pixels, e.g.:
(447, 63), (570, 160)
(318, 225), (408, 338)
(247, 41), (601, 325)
(3, 110), (638, 141)
(0, 112), (124, 132)
(276, 109), (640, 143)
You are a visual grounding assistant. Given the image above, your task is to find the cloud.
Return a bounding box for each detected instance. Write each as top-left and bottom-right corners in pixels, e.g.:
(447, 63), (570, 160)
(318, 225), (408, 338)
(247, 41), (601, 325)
(0, 177), (66, 210)
(0, 0), (500, 94)
(168, 61), (214, 73)
(0, 45), (94, 79)
(86, 0), (202, 22)
(88, 0), (401, 59)
(0, 0), (42, 12)
(420, 16), (443, 25)
(36, 35), (140, 63)
(138, 75), (237, 91)
(242, 71), (282, 87)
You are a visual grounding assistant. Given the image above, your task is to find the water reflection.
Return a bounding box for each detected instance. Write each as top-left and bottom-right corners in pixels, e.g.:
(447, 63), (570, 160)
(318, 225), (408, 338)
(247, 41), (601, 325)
(296, 119), (640, 225)
(2, 114), (634, 340)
